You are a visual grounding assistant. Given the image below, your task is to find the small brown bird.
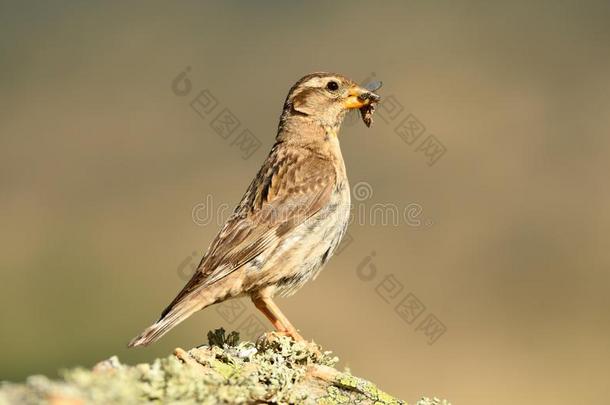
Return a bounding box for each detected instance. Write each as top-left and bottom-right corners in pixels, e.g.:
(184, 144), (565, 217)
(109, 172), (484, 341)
(128, 72), (381, 347)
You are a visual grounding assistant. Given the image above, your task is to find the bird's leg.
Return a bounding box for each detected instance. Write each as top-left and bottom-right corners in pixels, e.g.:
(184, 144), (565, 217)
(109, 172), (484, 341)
(251, 295), (304, 341)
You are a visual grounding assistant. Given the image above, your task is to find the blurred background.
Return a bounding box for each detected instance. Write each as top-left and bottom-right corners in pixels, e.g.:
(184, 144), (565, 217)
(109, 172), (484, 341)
(1, 1), (609, 403)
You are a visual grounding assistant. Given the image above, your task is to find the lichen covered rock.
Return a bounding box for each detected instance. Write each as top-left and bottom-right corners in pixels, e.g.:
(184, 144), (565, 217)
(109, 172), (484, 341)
(0, 329), (445, 404)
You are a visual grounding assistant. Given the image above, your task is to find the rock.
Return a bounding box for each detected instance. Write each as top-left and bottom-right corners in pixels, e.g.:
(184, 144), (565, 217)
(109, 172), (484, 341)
(0, 329), (447, 404)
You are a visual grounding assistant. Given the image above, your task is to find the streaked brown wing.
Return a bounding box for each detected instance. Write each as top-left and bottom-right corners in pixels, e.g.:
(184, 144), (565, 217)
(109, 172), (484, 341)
(161, 146), (335, 315)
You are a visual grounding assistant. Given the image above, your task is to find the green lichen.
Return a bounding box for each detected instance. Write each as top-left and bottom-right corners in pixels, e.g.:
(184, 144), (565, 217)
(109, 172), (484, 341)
(334, 373), (402, 404)
(0, 328), (439, 404)
(318, 385), (352, 404)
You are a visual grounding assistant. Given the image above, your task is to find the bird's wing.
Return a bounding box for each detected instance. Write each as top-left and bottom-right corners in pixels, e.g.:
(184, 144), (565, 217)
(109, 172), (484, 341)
(161, 146), (336, 315)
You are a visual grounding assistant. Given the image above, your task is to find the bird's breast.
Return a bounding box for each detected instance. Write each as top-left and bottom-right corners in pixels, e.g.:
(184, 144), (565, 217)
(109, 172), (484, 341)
(262, 178), (350, 297)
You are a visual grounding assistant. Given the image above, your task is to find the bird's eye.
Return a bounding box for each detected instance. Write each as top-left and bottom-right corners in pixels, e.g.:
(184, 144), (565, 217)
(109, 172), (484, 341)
(326, 81), (339, 91)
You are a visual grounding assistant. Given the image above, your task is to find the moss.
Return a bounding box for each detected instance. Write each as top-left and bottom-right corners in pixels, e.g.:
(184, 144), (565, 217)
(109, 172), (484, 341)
(0, 329), (447, 404)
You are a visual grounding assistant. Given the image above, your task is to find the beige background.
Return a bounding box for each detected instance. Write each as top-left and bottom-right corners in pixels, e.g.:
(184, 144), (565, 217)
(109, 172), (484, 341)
(1, 1), (609, 403)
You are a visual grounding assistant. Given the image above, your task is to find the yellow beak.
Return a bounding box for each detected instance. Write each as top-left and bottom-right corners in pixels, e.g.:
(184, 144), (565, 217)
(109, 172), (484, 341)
(344, 85), (381, 109)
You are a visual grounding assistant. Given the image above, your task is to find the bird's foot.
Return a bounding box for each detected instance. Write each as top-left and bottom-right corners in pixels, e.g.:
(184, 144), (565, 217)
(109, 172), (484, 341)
(258, 330), (323, 358)
(283, 328), (304, 342)
(260, 329), (303, 342)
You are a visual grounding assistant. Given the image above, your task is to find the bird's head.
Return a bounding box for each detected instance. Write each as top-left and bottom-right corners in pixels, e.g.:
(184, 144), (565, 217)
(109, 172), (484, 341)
(279, 72), (382, 133)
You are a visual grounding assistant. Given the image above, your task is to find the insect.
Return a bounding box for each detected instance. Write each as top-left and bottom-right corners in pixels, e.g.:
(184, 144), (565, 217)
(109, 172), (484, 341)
(359, 80), (382, 127)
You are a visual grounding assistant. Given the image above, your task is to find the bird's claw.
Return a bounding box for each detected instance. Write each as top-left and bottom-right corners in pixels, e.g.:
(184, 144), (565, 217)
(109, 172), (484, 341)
(258, 331), (323, 358)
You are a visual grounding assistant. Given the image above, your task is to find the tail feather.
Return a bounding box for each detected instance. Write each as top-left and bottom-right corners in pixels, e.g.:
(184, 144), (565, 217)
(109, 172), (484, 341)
(127, 302), (198, 348)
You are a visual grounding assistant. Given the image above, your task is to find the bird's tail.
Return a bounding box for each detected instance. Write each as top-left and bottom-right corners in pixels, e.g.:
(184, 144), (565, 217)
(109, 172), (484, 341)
(127, 300), (199, 348)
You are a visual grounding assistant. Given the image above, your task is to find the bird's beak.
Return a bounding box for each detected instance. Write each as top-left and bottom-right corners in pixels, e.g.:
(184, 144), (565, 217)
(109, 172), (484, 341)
(344, 85), (381, 110)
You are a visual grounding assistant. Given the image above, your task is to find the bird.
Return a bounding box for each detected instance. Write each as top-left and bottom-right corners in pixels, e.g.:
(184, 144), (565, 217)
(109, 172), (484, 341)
(128, 72), (381, 348)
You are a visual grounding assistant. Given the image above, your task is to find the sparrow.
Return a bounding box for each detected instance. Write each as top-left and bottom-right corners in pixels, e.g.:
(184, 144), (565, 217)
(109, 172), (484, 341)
(128, 72), (381, 347)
